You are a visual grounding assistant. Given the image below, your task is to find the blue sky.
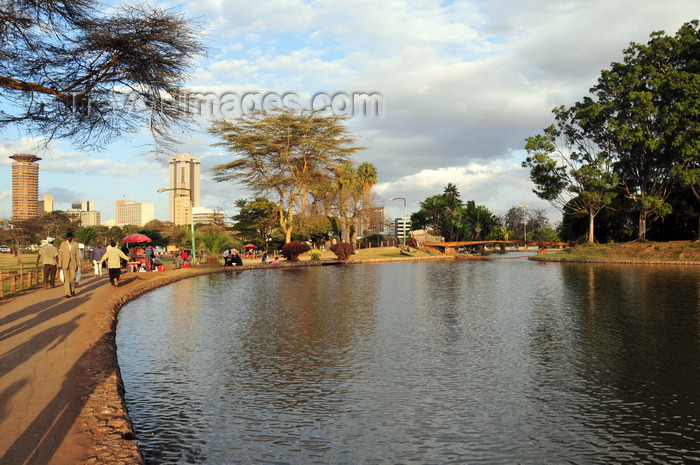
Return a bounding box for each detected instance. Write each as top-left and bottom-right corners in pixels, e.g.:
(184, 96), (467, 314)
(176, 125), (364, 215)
(0, 0), (697, 225)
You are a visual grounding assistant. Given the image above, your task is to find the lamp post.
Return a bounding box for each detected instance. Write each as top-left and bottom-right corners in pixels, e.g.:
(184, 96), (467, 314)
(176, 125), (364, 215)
(158, 187), (196, 267)
(389, 197), (407, 246)
(519, 205), (529, 245)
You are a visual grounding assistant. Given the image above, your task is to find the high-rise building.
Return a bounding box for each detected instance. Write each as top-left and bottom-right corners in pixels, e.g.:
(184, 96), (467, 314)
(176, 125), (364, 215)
(70, 200), (95, 212)
(10, 154), (41, 222)
(168, 153), (201, 225)
(116, 200), (154, 227)
(38, 194), (54, 213)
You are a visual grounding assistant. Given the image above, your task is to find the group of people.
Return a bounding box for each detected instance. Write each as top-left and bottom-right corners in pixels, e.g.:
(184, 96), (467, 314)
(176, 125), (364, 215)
(223, 247), (243, 266)
(35, 233), (155, 297)
(35, 231), (87, 298)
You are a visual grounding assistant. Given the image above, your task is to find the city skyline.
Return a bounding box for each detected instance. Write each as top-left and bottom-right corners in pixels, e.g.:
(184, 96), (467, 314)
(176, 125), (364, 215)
(0, 1), (696, 225)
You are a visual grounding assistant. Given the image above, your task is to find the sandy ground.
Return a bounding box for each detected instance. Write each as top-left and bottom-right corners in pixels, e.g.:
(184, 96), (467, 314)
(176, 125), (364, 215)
(0, 266), (219, 465)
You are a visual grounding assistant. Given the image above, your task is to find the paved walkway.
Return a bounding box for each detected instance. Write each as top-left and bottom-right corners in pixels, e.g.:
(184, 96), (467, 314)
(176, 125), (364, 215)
(0, 267), (217, 465)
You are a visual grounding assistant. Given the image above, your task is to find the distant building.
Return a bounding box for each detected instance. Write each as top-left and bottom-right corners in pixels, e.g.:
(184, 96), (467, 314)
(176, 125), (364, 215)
(168, 153), (201, 225)
(66, 200), (101, 226)
(67, 210), (102, 226)
(192, 206), (225, 225)
(101, 219), (117, 228)
(70, 200), (95, 212)
(393, 217), (412, 242)
(116, 200), (154, 227)
(10, 154), (41, 222)
(367, 206), (387, 234)
(38, 194), (54, 213)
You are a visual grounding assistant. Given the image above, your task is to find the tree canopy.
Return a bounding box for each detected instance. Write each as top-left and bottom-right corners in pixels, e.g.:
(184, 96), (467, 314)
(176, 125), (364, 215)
(523, 106), (619, 244)
(209, 110), (364, 243)
(410, 184), (499, 242)
(0, 0), (205, 150)
(528, 20), (699, 241)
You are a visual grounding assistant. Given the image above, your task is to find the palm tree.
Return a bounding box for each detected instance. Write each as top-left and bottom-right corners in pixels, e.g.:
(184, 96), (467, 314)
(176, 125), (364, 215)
(356, 162), (377, 205)
(355, 162), (378, 240)
(334, 164), (357, 243)
(419, 195), (446, 235)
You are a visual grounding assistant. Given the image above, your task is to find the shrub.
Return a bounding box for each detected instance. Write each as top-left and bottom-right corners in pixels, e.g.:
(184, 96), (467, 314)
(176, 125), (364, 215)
(330, 241), (354, 260)
(281, 241), (311, 262)
(308, 249), (323, 260)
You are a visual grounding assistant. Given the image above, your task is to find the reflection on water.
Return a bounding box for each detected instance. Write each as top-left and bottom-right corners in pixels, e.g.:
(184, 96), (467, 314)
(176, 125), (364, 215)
(117, 259), (700, 464)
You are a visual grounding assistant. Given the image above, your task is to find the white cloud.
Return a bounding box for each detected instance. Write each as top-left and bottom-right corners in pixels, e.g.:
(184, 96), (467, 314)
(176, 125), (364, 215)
(1, 0), (695, 225)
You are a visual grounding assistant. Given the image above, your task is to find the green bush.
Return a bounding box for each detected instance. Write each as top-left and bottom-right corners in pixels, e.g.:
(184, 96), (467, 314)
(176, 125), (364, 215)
(281, 241), (311, 262)
(309, 249), (323, 260)
(330, 242), (354, 260)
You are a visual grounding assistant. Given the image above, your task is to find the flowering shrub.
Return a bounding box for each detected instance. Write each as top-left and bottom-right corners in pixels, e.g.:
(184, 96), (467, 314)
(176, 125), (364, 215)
(330, 242), (354, 260)
(281, 241), (311, 262)
(309, 249), (323, 260)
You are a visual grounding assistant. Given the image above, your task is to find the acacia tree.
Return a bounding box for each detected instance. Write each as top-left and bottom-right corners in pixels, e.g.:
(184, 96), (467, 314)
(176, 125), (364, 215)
(572, 21), (699, 241)
(210, 111), (363, 243)
(0, 0), (205, 150)
(523, 106), (618, 244)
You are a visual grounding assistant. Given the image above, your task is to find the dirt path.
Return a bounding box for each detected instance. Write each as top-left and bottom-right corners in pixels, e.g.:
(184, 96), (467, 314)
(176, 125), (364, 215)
(0, 267), (219, 465)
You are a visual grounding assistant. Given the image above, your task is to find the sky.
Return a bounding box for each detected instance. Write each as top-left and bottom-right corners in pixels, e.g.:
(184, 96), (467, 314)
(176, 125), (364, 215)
(0, 0), (697, 226)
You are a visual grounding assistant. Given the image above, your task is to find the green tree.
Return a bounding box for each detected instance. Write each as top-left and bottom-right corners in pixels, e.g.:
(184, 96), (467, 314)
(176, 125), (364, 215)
(462, 201), (498, 240)
(528, 227), (560, 242)
(571, 21), (699, 241)
(523, 107), (618, 244)
(195, 228), (236, 264)
(210, 110), (363, 243)
(354, 162), (378, 240)
(330, 163), (358, 244)
(0, 0), (205, 150)
(75, 226), (98, 246)
(232, 197), (279, 246)
(417, 195), (446, 235)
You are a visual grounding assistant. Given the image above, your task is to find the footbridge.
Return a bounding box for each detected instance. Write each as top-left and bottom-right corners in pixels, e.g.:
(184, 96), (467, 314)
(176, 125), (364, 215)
(421, 240), (571, 255)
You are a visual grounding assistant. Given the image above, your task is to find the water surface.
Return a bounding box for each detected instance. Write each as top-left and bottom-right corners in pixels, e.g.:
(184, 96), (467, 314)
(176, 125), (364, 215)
(117, 259), (700, 464)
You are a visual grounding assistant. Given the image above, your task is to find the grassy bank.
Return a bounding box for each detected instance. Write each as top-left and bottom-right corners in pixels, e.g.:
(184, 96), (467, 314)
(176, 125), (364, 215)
(543, 241), (700, 263)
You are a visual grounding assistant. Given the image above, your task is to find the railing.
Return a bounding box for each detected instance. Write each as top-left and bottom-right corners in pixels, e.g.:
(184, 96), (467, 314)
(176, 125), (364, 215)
(0, 259), (92, 298)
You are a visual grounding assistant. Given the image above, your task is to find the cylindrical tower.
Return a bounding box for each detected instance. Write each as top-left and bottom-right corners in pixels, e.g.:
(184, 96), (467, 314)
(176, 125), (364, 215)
(10, 154), (42, 223)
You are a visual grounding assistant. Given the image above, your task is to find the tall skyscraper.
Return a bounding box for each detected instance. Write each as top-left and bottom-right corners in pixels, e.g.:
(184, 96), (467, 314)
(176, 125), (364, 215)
(10, 154), (41, 222)
(168, 153), (201, 225)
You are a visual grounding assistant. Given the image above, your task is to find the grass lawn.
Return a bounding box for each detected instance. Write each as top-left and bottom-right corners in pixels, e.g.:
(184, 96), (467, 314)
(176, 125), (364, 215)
(546, 241), (700, 262)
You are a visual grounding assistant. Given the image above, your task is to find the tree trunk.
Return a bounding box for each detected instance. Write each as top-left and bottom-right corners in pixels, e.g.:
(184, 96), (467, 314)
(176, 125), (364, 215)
(692, 184), (700, 242)
(638, 211), (647, 242)
(587, 211), (595, 244)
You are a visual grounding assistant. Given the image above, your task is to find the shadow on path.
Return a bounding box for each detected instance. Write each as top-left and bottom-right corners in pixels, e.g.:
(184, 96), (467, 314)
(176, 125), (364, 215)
(0, 331), (114, 465)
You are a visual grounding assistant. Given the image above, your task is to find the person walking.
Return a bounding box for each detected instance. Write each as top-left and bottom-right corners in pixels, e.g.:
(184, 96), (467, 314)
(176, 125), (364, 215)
(36, 236), (58, 288)
(57, 231), (80, 298)
(91, 242), (106, 276)
(99, 240), (129, 286)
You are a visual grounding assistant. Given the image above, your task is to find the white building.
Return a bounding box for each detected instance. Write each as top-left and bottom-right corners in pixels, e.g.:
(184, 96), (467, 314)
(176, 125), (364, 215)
(192, 206), (225, 225)
(393, 217), (412, 242)
(116, 200), (154, 227)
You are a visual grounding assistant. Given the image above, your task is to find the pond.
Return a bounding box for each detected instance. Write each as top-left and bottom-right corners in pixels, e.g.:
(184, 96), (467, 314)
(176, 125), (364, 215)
(116, 258), (700, 464)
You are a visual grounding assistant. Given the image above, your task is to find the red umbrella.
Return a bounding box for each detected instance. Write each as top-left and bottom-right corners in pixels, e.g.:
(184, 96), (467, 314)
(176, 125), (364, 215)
(244, 244), (257, 249)
(122, 233), (152, 243)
